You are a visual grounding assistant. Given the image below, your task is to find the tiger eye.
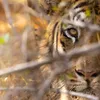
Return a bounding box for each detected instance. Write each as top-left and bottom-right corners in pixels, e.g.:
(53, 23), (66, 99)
(75, 69), (84, 77)
(91, 72), (100, 77)
(67, 28), (78, 37)
(70, 28), (77, 35)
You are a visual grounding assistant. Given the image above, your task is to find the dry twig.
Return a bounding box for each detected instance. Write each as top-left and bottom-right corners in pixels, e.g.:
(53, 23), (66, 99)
(2, 0), (17, 34)
(0, 43), (99, 76)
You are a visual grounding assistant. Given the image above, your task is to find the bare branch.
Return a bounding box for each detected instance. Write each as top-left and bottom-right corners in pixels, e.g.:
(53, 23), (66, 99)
(55, 89), (99, 100)
(2, 0), (17, 34)
(21, 26), (32, 61)
(0, 57), (53, 76)
(25, 5), (51, 21)
(0, 43), (100, 76)
(37, 72), (56, 100)
(67, 43), (100, 58)
(0, 87), (36, 91)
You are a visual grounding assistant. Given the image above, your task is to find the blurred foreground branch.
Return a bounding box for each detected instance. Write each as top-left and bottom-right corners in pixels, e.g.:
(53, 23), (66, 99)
(2, 0), (17, 34)
(0, 43), (100, 77)
(55, 89), (98, 100)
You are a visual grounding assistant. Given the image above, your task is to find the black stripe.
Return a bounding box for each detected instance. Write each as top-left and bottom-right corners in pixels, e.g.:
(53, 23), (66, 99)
(74, 1), (88, 9)
(73, 9), (85, 20)
(62, 29), (71, 39)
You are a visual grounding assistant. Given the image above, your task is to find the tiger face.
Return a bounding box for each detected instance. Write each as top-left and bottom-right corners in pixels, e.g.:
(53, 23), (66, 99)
(65, 55), (100, 98)
(39, 0), (100, 58)
(49, 0), (100, 56)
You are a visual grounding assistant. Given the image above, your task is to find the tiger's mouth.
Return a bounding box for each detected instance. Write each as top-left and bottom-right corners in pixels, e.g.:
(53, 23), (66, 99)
(83, 87), (92, 92)
(70, 82), (93, 92)
(74, 86), (96, 95)
(83, 88), (96, 96)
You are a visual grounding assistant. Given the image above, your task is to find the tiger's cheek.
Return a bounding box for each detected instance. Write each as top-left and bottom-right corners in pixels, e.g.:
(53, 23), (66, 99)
(91, 77), (100, 89)
(75, 83), (87, 92)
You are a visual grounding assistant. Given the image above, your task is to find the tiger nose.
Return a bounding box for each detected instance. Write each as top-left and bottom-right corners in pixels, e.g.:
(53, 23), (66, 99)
(85, 79), (90, 86)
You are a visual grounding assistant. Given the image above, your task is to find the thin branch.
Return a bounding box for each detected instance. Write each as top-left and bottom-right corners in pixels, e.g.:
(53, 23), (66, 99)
(37, 72), (56, 100)
(2, 0), (17, 34)
(0, 86), (98, 100)
(25, 5), (51, 21)
(0, 87), (36, 91)
(66, 43), (100, 59)
(0, 43), (100, 76)
(0, 57), (53, 76)
(55, 89), (99, 100)
(37, 61), (71, 100)
(21, 26), (32, 61)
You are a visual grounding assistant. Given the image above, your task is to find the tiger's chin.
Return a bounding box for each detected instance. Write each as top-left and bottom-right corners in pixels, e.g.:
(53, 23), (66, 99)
(81, 88), (96, 95)
(70, 82), (97, 95)
(73, 85), (99, 96)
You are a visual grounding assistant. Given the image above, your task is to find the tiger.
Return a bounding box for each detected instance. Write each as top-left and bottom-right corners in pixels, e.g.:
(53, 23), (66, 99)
(38, 0), (100, 100)
(39, 0), (100, 58)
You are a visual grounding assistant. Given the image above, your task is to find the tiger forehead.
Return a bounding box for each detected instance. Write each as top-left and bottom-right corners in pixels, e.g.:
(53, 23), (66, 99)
(63, 0), (95, 7)
(61, 0), (94, 3)
(75, 55), (100, 72)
